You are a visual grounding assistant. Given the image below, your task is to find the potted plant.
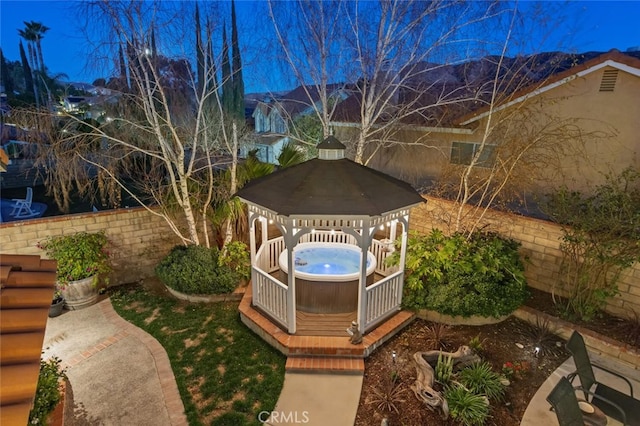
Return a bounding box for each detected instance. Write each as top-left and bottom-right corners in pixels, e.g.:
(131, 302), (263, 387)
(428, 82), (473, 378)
(39, 231), (111, 310)
(49, 290), (65, 318)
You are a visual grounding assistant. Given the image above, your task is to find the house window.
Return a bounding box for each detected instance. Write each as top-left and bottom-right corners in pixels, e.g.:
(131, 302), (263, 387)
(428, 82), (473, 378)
(450, 142), (496, 167)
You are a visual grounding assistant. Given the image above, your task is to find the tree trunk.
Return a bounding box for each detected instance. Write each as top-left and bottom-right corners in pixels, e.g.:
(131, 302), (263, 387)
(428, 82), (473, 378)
(411, 346), (481, 418)
(27, 43), (41, 109)
(223, 122), (239, 248)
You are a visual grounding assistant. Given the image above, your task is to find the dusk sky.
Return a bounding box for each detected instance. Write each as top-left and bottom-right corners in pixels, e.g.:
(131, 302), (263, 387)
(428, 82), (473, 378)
(1, 0), (639, 93)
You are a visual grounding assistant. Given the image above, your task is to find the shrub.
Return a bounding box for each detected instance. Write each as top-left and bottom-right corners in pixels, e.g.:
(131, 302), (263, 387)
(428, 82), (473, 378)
(444, 384), (490, 426)
(389, 229), (528, 317)
(543, 168), (640, 320)
(468, 335), (486, 353)
(458, 362), (506, 401)
(518, 315), (562, 357)
(502, 361), (530, 380)
(29, 357), (65, 425)
(425, 322), (451, 350)
(155, 245), (238, 294)
(368, 374), (406, 414)
(435, 353), (454, 386)
(218, 241), (251, 282)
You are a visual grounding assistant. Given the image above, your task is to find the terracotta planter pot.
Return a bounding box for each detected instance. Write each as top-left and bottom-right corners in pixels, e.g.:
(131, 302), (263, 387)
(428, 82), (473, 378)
(59, 276), (99, 310)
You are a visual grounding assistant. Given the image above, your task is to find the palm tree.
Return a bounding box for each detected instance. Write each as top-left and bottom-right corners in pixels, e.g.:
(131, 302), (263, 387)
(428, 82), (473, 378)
(17, 26), (40, 108)
(17, 28), (37, 70)
(277, 142), (306, 168)
(23, 21), (49, 73)
(19, 22), (53, 109)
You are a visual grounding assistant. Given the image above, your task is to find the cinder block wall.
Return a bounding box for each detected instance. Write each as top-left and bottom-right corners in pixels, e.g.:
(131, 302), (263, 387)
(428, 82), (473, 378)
(3, 198), (638, 318)
(0, 207), (182, 285)
(410, 196), (640, 319)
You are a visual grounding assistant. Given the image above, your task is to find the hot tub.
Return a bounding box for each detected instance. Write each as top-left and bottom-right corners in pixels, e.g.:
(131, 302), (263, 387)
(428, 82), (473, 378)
(278, 242), (377, 313)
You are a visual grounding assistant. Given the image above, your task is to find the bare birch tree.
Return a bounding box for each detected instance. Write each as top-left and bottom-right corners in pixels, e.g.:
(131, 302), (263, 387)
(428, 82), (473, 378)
(426, 8), (615, 235)
(267, 0), (349, 147)
(35, 1), (247, 247)
(268, 0), (510, 164)
(269, 0), (603, 235)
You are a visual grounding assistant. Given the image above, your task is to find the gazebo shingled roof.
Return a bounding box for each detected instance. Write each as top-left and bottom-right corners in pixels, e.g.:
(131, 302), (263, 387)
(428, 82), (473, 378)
(236, 142), (424, 216)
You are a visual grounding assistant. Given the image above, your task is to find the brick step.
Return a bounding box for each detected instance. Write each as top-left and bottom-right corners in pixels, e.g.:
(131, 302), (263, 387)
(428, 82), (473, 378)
(287, 338), (366, 357)
(286, 356), (364, 375)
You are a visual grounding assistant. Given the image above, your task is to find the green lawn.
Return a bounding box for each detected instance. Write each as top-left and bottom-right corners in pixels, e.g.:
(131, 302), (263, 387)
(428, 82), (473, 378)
(111, 286), (285, 426)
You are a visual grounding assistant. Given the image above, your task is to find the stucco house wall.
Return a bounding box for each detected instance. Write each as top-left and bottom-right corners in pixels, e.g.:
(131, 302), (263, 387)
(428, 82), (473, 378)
(334, 53), (640, 196)
(528, 65), (640, 190)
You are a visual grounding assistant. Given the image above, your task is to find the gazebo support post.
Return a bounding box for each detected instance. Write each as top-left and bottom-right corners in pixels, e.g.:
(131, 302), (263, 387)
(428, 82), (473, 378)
(248, 212), (258, 305)
(390, 219), (398, 244)
(398, 215), (409, 306)
(279, 221), (305, 335)
(343, 222), (375, 336)
(398, 216), (409, 267)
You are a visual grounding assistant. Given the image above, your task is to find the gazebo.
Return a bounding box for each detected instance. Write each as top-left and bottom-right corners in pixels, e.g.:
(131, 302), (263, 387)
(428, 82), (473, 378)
(236, 137), (424, 335)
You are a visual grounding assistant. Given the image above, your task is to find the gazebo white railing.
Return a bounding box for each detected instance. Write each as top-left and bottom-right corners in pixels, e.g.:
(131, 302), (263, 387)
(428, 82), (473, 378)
(364, 271), (404, 330)
(252, 268), (288, 328)
(252, 231), (403, 332)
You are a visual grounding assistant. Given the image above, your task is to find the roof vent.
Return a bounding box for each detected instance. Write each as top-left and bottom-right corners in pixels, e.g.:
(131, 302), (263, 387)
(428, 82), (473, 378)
(317, 136), (346, 160)
(599, 69), (618, 92)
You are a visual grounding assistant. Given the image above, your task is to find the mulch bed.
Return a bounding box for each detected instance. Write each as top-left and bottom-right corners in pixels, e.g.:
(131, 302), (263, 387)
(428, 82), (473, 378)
(524, 287), (640, 349)
(356, 287), (640, 425)
(356, 316), (568, 425)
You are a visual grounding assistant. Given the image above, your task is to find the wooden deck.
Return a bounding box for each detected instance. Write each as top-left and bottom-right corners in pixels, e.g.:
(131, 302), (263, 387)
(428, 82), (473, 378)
(239, 285), (416, 360)
(295, 310), (356, 336)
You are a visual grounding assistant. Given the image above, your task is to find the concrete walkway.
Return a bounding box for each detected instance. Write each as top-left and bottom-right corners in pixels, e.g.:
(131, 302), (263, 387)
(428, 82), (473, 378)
(42, 299), (187, 426)
(521, 351), (640, 425)
(266, 373), (363, 426)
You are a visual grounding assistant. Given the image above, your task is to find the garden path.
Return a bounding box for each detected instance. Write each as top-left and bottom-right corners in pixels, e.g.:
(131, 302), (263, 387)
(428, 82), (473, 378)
(267, 372), (363, 426)
(42, 299), (187, 426)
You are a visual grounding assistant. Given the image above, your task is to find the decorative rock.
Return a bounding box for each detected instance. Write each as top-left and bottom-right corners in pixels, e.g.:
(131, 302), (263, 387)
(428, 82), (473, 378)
(515, 343), (524, 349)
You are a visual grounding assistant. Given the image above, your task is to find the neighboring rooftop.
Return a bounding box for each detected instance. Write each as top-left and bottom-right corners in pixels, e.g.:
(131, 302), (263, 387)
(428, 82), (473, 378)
(331, 49), (640, 128)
